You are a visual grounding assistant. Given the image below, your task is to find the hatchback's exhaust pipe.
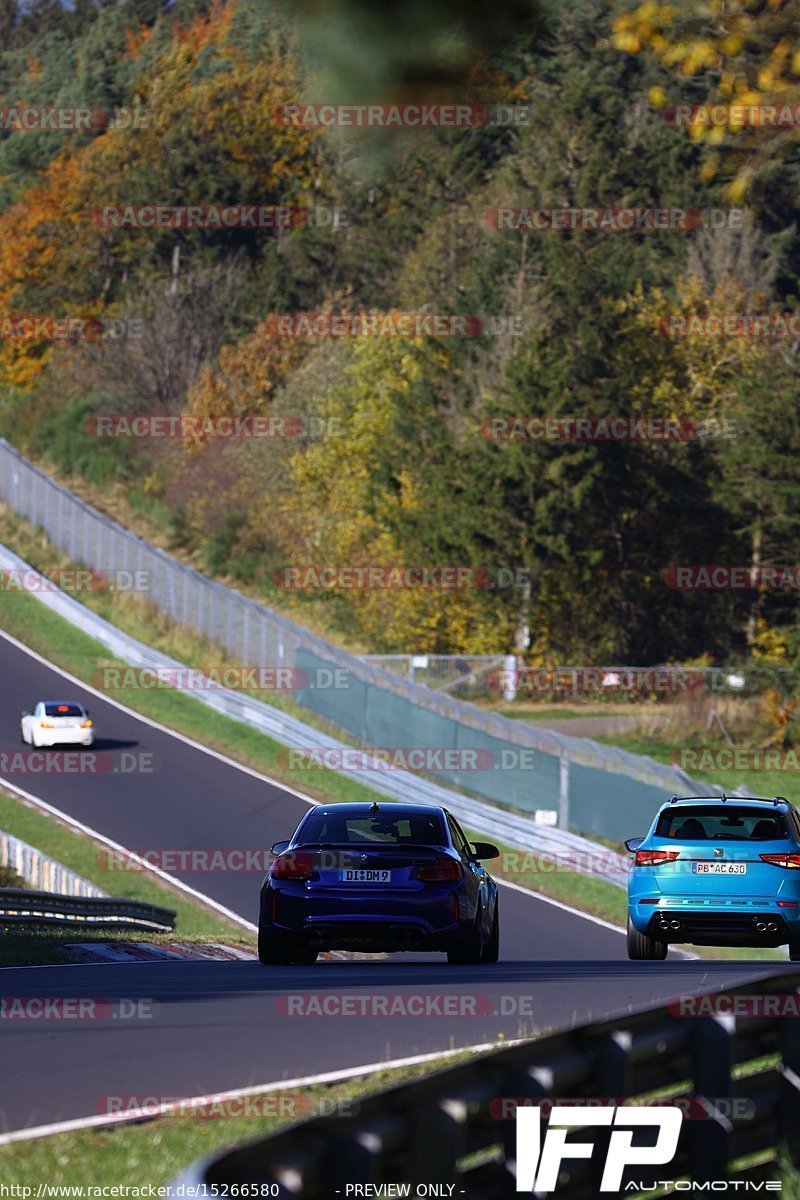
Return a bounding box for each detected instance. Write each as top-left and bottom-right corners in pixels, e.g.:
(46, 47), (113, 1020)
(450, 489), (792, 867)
(754, 920), (767, 932)
(658, 918), (671, 931)
(669, 919), (682, 931)
(766, 921), (779, 933)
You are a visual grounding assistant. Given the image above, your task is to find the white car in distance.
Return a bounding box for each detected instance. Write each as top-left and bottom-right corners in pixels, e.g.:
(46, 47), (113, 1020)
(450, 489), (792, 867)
(21, 701), (94, 748)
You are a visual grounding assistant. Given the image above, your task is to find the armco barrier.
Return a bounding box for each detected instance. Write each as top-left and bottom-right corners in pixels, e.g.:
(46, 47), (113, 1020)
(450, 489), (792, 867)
(0, 439), (723, 844)
(0, 828), (108, 897)
(0, 542), (638, 889)
(173, 970), (800, 1197)
(0, 887), (176, 930)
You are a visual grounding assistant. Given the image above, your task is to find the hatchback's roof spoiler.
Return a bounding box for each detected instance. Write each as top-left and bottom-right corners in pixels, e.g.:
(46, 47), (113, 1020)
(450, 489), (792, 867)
(669, 793), (788, 806)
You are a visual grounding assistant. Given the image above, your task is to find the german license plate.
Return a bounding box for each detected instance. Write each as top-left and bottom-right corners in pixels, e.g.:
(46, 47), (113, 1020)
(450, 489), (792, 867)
(339, 869), (391, 883)
(692, 862), (746, 875)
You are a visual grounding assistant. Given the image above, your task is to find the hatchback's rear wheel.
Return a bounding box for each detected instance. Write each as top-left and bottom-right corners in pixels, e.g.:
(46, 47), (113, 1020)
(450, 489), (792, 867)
(789, 938), (800, 963)
(627, 915), (668, 961)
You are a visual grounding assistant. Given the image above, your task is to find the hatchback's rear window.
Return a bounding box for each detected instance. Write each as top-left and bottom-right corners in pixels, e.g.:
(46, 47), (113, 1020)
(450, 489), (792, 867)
(44, 703), (85, 718)
(298, 811), (444, 845)
(655, 806), (787, 841)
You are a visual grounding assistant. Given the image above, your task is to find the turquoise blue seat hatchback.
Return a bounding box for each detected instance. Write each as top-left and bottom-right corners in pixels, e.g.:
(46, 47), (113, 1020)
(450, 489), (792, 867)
(625, 795), (800, 960)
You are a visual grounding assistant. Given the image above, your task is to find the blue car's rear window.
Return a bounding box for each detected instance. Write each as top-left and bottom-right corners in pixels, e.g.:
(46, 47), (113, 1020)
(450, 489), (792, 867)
(298, 811), (445, 845)
(655, 806), (787, 841)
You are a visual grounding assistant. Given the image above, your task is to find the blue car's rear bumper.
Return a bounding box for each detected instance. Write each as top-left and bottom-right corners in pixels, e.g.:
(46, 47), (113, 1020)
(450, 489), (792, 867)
(629, 896), (800, 945)
(262, 882), (463, 950)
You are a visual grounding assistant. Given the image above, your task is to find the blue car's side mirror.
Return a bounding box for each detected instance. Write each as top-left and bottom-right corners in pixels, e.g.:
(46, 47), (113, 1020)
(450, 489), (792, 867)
(624, 837), (644, 853)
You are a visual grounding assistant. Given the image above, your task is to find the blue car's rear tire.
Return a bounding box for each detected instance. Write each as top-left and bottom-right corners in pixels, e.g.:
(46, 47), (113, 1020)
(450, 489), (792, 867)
(447, 910), (484, 964)
(292, 945), (318, 965)
(789, 939), (800, 962)
(258, 924), (297, 965)
(481, 903), (499, 963)
(627, 915), (668, 960)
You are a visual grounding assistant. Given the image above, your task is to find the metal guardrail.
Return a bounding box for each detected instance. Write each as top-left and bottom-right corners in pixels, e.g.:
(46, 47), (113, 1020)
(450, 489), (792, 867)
(0, 437), (726, 846)
(174, 971), (800, 1197)
(0, 829), (109, 898)
(0, 541), (632, 889)
(0, 887), (176, 930)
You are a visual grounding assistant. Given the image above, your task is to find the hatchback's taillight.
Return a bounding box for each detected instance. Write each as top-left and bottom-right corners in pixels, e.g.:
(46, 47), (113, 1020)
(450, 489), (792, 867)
(271, 851), (315, 880)
(81, 719), (92, 728)
(417, 857), (463, 882)
(760, 853), (800, 870)
(634, 850), (680, 867)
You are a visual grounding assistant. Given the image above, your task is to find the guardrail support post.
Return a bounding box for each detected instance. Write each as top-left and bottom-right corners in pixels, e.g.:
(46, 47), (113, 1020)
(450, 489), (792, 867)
(689, 1013), (734, 1184)
(558, 755), (569, 829)
(778, 985), (800, 1171)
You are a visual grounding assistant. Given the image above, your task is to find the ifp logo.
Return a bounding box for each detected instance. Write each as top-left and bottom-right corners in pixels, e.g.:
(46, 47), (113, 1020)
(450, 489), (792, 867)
(515, 1104), (683, 1192)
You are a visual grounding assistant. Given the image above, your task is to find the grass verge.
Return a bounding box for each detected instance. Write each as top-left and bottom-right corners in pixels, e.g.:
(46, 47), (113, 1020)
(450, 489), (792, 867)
(0, 509), (786, 962)
(0, 786), (255, 966)
(0, 1051), (483, 1185)
(0, 584), (786, 961)
(594, 730), (798, 806)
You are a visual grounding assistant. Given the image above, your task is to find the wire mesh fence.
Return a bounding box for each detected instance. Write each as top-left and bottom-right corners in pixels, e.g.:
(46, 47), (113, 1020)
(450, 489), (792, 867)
(0, 438), (720, 841)
(360, 654), (509, 696)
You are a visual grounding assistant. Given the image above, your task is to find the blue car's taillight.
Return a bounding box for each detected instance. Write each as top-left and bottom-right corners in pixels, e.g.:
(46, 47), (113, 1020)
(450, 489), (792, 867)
(634, 850), (680, 867)
(417, 857), (463, 882)
(271, 851), (315, 880)
(760, 853), (800, 870)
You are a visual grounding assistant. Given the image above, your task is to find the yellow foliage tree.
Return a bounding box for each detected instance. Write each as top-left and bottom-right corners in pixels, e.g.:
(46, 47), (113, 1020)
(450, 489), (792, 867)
(611, 274), (771, 426)
(281, 336), (517, 654)
(613, 0), (800, 198)
(0, 1), (318, 391)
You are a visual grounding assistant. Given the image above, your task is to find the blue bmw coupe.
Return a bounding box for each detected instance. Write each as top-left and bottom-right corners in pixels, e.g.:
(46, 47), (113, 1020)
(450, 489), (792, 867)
(258, 801), (500, 964)
(626, 794), (800, 960)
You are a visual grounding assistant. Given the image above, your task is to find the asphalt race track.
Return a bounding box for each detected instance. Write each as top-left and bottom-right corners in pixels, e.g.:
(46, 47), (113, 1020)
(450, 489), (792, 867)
(0, 630), (794, 1135)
